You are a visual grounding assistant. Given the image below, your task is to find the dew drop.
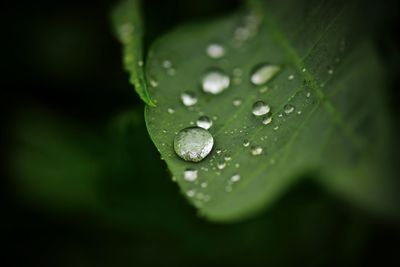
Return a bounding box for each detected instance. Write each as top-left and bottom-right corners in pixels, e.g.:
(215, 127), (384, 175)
(328, 68), (334, 75)
(250, 146), (263, 156)
(196, 116), (213, 130)
(162, 60), (172, 69)
(288, 74), (295, 80)
(181, 91), (198, 106)
(243, 139), (250, 147)
(206, 43), (226, 59)
(250, 63), (281, 86)
(201, 182), (208, 188)
(174, 127), (214, 162)
(217, 161), (226, 170)
(262, 115), (273, 125)
(202, 69), (230, 94)
(183, 168), (198, 182)
(186, 189), (195, 197)
(284, 104), (295, 114)
(167, 108), (175, 114)
(230, 174), (241, 182)
(252, 101), (270, 116)
(302, 68), (306, 72)
(232, 98), (242, 107)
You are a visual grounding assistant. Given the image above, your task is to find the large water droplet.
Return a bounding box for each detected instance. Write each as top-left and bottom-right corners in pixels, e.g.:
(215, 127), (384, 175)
(174, 127), (214, 162)
(284, 104), (295, 114)
(250, 63), (281, 86)
(183, 168), (198, 182)
(196, 116), (213, 130)
(202, 69), (230, 94)
(206, 43), (226, 59)
(250, 146), (263, 156)
(181, 91), (198, 106)
(252, 101), (270, 116)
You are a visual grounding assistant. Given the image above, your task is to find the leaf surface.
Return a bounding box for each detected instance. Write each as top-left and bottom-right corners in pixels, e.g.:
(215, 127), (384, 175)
(116, 0), (399, 222)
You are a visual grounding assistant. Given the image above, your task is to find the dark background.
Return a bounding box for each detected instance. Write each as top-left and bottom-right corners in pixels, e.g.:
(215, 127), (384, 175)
(3, 0), (400, 266)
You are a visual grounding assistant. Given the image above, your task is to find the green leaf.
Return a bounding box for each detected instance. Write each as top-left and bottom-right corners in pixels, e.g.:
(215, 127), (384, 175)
(115, 0), (399, 222)
(112, 0), (156, 106)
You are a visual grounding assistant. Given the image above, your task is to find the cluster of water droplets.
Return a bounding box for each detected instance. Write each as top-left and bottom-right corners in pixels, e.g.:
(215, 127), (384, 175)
(148, 13), (346, 204)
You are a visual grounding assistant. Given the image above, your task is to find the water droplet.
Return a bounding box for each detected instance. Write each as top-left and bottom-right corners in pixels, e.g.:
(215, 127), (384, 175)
(235, 163), (240, 168)
(306, 92), (311, 98)
(195, 116), (212, 130)
(206, 43), (225, 59)
(262, 115), (273, 125)
(243, 140), (250, 147)
(302, 68), (306, 72)
(284, 104), (295, 114)
(252, 101), (270, 116)
(167, 108), (175, 114)
(288, 74), (295, 80)
(232, 98), (242, 107)
(328, 68), (334, 75)
(224, 155), (232, 161)
(181, 91), (198, 106)
(162, 60), (172, 69)
(138, 60), (144, 67)
(250, 146), (263, 156)
(202, 69), (230, 94)
(183, 168), (198, 182)
(216, 149), (222, 154)
(217, 161), (226, 170)
(250, 63), (281, 86)
(201, 182), (208, 188)
(230, 174), (241, 182)
(174, 127), (214, 162)
(186, 189), (195, 197)
(149, 79), (158, 88)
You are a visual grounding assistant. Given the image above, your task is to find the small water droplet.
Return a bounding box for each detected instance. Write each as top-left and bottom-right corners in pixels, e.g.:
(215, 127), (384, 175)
(174, 127), (214, 162)
(202, 69), (230, 94)
(162, 60), (172, 69)
(224, 155), (232, 161)
(206, 43), (226, 59)
(273, 126), (279, 131)
(186, 189), (195, 197)
(149, 79), (158, 88)
(250, 63), (281, 86)
(284, 104), (295, 114)
(138, 60), (144, 67)
(181, 91), (198, 106)
(167, 108), (175, 114)
(243, 139), (250, 147)
(252, 101), (270, 116)
(302, 68), (306, 72)
(328, 68), (334, 75)
(230, 174), (241, 182)
(306, 92), (311, 98)
(201, 182), (208, 188)
(216, 149), (222, 155)
(196, 116), (213, 130)
(288, 74), (295, 80)
(235, 163), (240, 168)
(217, 161), (226, 170)
(183, 168), (198, 182)
(232, 98), (242, 107)
(262, 115), (273, 125)
(250, 146), (263, 156)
